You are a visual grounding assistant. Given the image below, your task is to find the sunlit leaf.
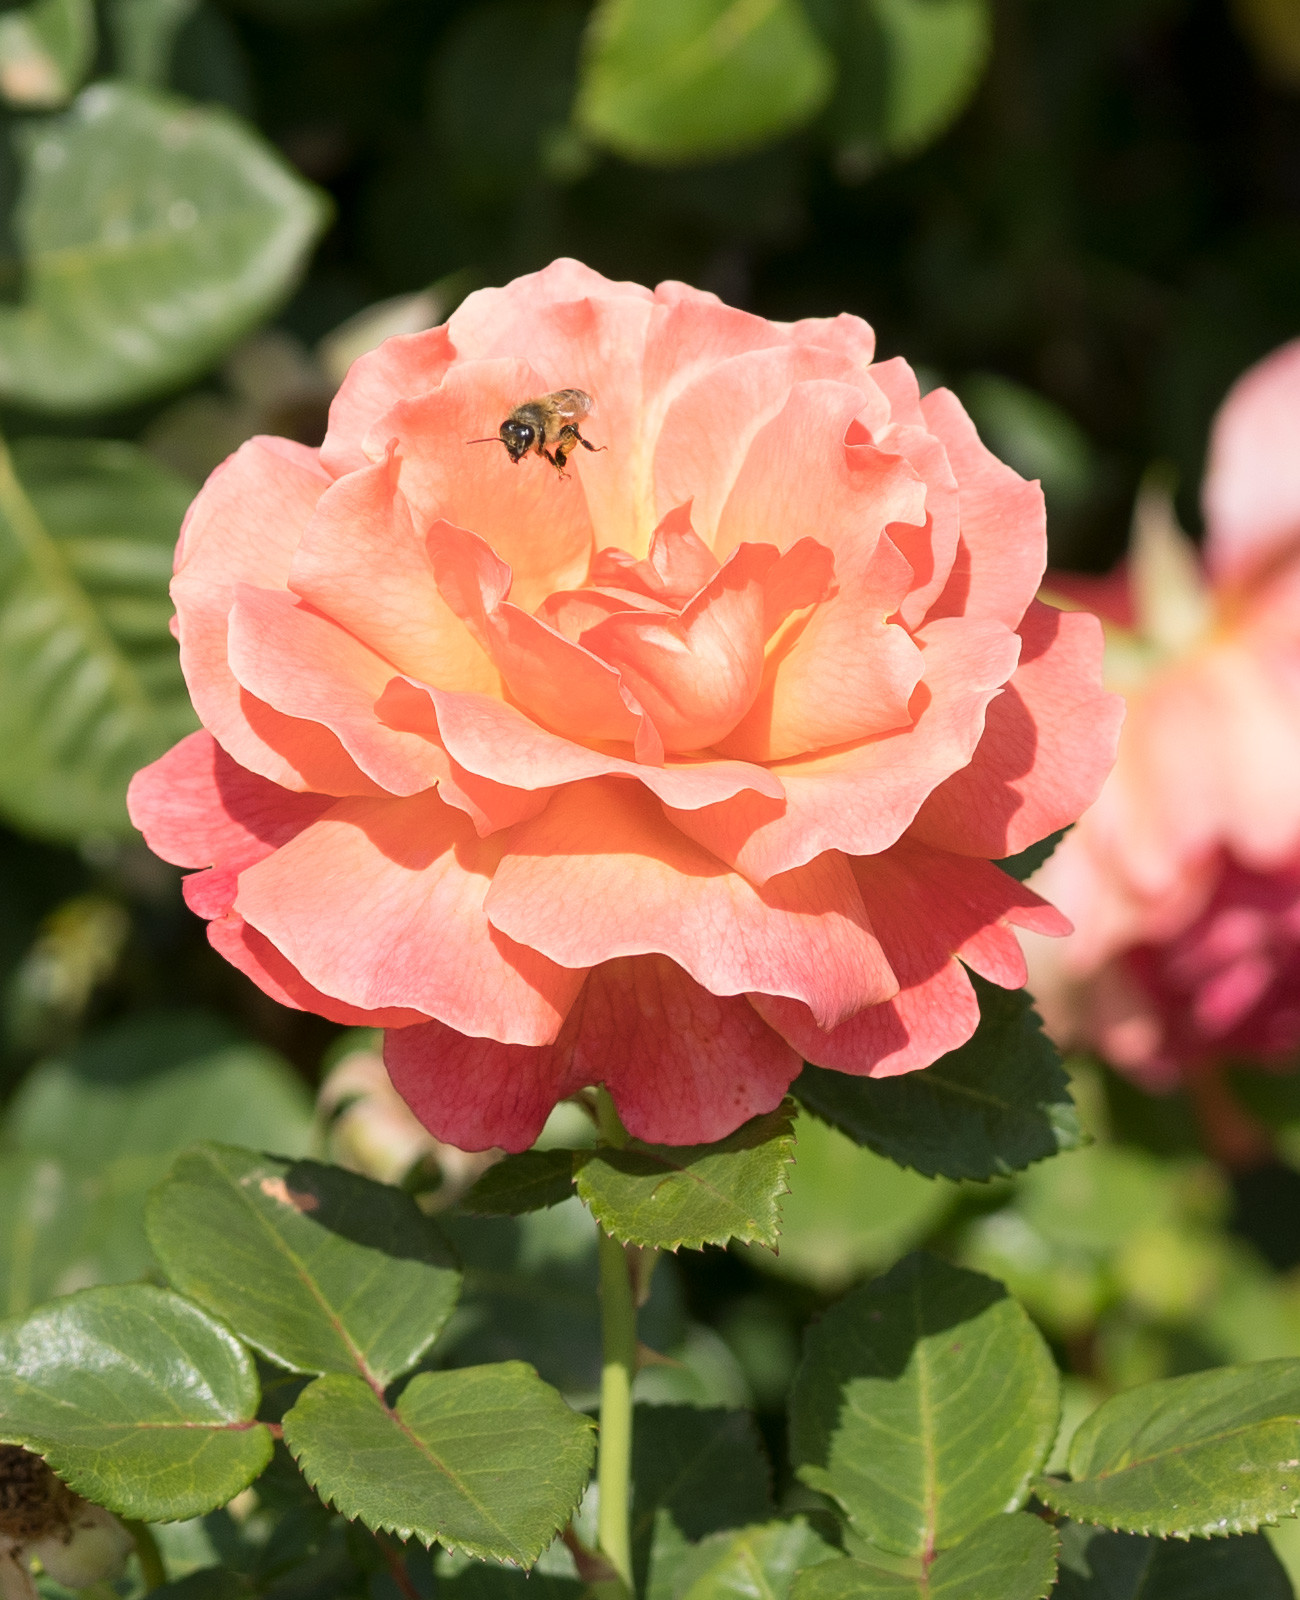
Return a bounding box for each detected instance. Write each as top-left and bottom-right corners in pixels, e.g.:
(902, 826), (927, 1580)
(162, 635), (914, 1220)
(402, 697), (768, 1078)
(0, 1283), (273, 1520)
(148, 1143), (462, 1386)
(574, 1103), (795, 1250)
(674, 1518), (838, 1600)
(789, 1254), (1060, 1558)
(282, 1364), (595, 1564)
(0, 82), (328, 411)
(791, 1514), (1058, 1599)
(576, 0), (834, 164)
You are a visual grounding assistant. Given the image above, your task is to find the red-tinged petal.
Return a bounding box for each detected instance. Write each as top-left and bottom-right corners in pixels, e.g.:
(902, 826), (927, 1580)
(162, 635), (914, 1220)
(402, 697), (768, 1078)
(713, 380), (925, 565)
(752, 838), (1068, 1077)
(234, 790), (588, 1044)
(391, 678), (785, 809)
(210, 913), (429, 1028)
(535, 586), (657, 641)
(373, 358), (596, 610)
(384, 1018), (585, 1154)
(578, 956), (800, 1144)
(719, 530), (921, 762)
(288, 452), (499, 696)
(172, 436), (383, 795)
(587, 502), (720, 605)
(580, 543), (781, 752)
(484, 779), (896, 1030)
(921, 387), (1047, 629)
(909, 601), (1124, 858)
(1203, 338), (1300, 586)
(653, 345), (872, 547)
(668, 616), (1022, 882)
(426, 517), (660, 758)
(320, 324), (456, 478)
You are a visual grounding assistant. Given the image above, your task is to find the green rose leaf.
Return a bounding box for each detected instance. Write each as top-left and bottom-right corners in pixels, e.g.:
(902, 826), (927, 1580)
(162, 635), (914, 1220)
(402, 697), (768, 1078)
(574, 1103), (795, 1250)
(674, 1519), (839, 1600)
(0, 437), (200, 843)
(0, 82), (328, 412)
(827, 0), (990, 180)
(790, 1513), (1059, 1600)
(0, 1151), (90, 1317)
(0, 1283), (273, 1520)
(281, 1364), (595, 1565)
(789, 1253), (1060, 1558)
(461, 1150), (577, 1217)
(996, 829), (1067, 884)
(0, 0), (94, 109)
(1055, 1520), (1294, 1598)
(147, 1142), (462, 1387)
(793, 978), (1082, 1182)
(1037, 1360), (1300, 1538)
(575, 0), (834, 165)
(4, 1011), (315, 1290)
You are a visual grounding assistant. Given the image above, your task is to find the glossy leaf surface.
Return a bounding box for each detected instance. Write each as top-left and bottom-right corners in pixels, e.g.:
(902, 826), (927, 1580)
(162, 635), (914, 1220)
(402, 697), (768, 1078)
(789, 1254), (1059, 1558)
(1038, 1360), (1300, 1537)
(574, 1103), (795, 1250)
(147, 1143), (462, 1385)
(0, 1283), (272, 1519)
(282, 1364), (595, 1564)
(794, 979), (1081, 1181)
(0, 83), (327, 411)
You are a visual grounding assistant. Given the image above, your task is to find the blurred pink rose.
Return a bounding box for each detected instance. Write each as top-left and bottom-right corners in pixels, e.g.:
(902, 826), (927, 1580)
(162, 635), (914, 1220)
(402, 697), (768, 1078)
(128, 260), (1118, 1151)
(1028, 339), (1300, 1090)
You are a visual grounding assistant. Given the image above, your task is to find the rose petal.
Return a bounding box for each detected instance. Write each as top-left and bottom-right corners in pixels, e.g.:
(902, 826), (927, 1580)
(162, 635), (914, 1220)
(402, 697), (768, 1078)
(320, 324), (456, 478)
(485, 778), (896, 1029)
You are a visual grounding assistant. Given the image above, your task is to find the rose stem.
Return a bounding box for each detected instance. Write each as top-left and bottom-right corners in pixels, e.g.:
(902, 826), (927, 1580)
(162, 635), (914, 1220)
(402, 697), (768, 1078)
(594, 1088), (636, 1597)
(125, 1522), (166, 1593)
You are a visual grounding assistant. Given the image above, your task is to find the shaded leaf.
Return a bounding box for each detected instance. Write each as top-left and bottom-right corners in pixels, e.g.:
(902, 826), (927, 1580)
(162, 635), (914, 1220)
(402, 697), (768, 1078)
(147, 1143), (462, 1387)
(4, 1010), (315, 1287)
(0, 0), (94, 108)
(736, 1112), (952, 1292)
(576, 0), (833, 164)
(0, 436), (198, 842)
(0, 82), (327, 411)
(790, 1513), (1058, 1599)
(828, 0), (989, 180)
(675, 1518), (838, 1599)
(574, 1103), (795, 1251)
(0, 1151), (91, 1317)
(996, 829), (1067, 884)
(794, 979), (1082, 1182)
(109, 0), (199, 88)
(1055, 1520), (1294, 1599)
(1037, 1360), (1300, 1538)
(461, 1151), (576, 1217)
(789, 1253), (1060, 1558)
(282, 1364), (595, 1565)
(0, 1283), (272, 1520)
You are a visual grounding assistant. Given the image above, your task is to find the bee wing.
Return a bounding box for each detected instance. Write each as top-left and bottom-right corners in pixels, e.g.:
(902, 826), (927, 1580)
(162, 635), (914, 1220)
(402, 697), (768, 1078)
(551, 388), (594, 422)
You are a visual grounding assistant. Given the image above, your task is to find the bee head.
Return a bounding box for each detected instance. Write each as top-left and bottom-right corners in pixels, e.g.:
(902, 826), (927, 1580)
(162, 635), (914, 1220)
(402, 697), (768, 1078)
(500, 419), (535, 462)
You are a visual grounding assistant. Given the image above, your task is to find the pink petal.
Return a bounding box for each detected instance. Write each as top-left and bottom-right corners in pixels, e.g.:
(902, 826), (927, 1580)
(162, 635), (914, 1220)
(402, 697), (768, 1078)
(225, 585), (543, 833)
(372, 358), (596, 611)
(233, 790), (587, 1044)
(718, 529), (922, 762)
(288, 451), (500, 696)
(395, 677), (785, 807)
(484, 779), (897, 1030)
(1203, 338), (1300, 585)
(580, 543), (782, 753)
(712, 380), (925, 565)
(172, 436), (382, 795)
(426, 517), (660, 760)
(320, 324), (456, 477)
(210, 913), (429, 1028)
(667, 615), (1023, 882)
(587, 502), (720, 605)
(909, 601), (1124, 858)
(921, 387), (1047, 629)
(753, 838), (1068, 1077)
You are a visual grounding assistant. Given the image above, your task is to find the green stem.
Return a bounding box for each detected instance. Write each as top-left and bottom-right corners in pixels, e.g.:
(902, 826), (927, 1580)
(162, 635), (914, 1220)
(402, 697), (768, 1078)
(594, 1087), (635, 1597)
(125, 1521), (167, 1593)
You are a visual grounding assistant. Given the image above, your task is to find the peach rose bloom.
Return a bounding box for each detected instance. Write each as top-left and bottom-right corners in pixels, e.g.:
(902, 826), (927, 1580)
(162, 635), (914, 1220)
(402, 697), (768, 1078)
(1027, 339), (1300, 1088)
(128, 261), (1119, 1151)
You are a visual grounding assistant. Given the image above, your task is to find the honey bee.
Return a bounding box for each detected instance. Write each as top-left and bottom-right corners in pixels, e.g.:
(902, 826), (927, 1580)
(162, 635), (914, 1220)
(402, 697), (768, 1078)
(467, 388), (604, 476)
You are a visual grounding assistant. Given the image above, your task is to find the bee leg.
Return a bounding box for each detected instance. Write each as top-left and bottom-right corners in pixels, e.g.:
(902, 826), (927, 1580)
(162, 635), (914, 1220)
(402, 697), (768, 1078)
(542, 446), (570, 478)
(571, 426), (606, 454)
